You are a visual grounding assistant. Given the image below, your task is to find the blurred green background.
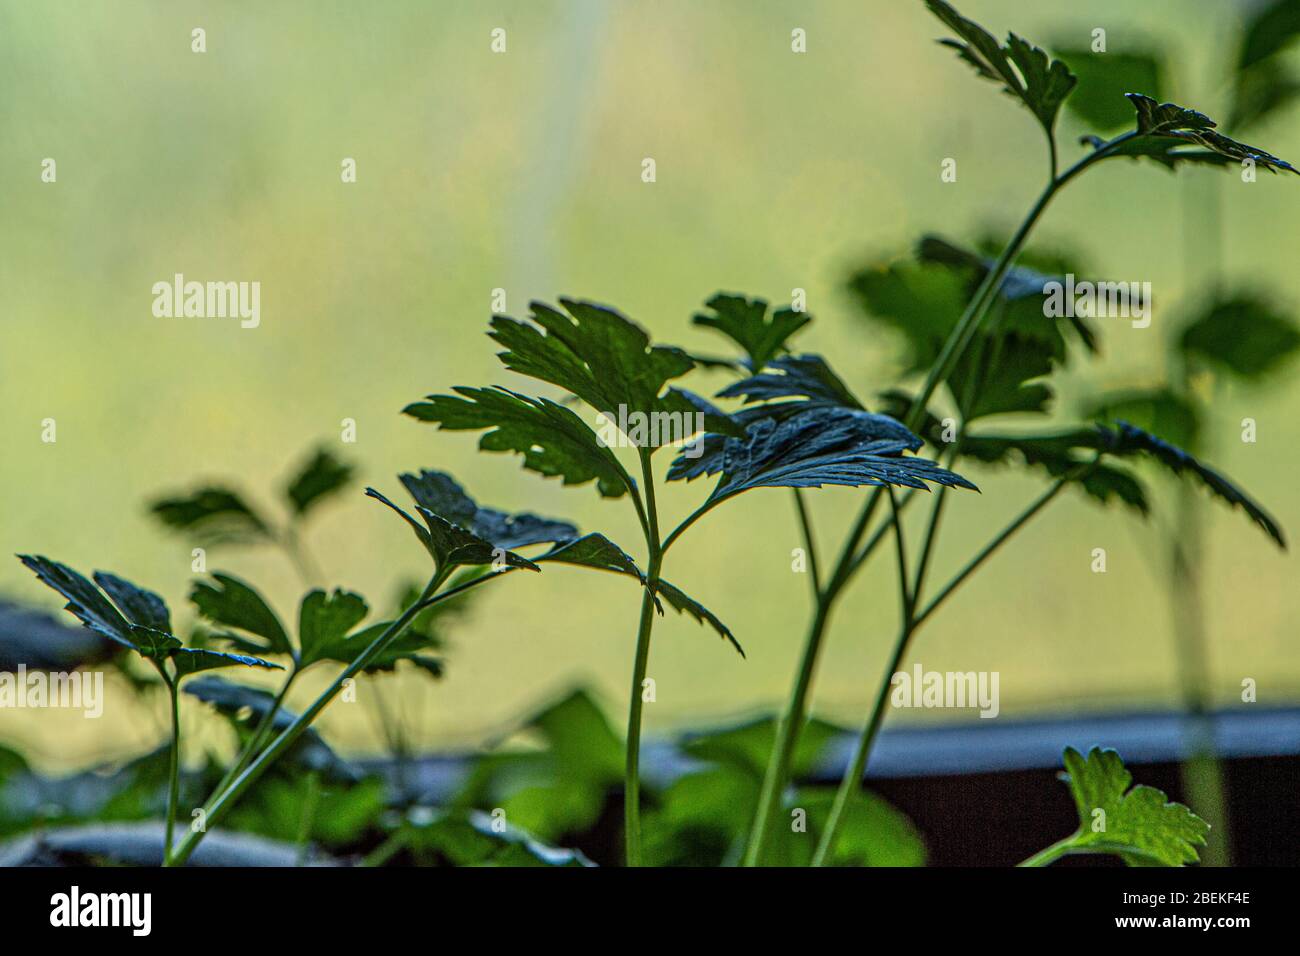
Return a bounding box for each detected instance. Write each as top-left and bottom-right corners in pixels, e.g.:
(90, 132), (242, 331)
(2, 0), (1296, 770)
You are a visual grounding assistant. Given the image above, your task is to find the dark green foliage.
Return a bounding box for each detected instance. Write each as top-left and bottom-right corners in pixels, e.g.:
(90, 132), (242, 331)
(366, 468), (570, 571)
(1232, 0), (1300, 128)
(284, 448), (354, 517)
(1097, 422), (1286, 548)
(16, 556), (279, 676)
(849, 238), (1095, 423)
(149, 488), (271, 546)
(1180, 296), (1300, 380)
(1123, 93), (1298, 174)
(925, 0), (1076, 134)
(537, 533), (742, 655)
(692, 293), (810, 370)
(670, 406), (975, 502)
(405, 387), (633, 497)
(191, 573), (294, 657)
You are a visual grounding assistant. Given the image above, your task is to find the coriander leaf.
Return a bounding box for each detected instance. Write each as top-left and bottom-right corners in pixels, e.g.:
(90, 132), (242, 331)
(926, 0), (1076, 134)
(365, 474), (548, 573)
(398, 469), (577, 549)
(536, 533), (743, 655)
(1122, 93), (1298, 174)
(1179, 295), (1300, 380)
(404, 386), (633, 498)
(149, 487), (272, 546)
(297, 589), (370, 666)
(1057, 746), (1210, 866)
(1082, 387), (1200, 451)
(92, 572), (172, 634)
(284, 447), (354, 517)
(1098, 421), (1286, 547)
(190, 573), (294, 658)
(691, 293), (811, 370)
(170, 647), (283, 677)
(17, 555), (137, 651)
(490, 299), (693, 419)
(670, 406), (977, 504)
(716, 354), (864, 410)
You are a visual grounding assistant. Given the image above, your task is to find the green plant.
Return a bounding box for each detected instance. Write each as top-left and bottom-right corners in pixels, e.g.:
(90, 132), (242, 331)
(404, 299), (975, 864)
(731, 0), (1293, 866)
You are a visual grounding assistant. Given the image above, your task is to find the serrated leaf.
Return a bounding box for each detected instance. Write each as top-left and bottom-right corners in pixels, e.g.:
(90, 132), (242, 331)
(17, 556), (138, 651)
(849, 243), (1092, 423)
(1058, 746), (1209, 866)
(536, 533), (743, 655)
(149, 488), (272, 546)
(958, 428), (1150, 515)
(691, 293), (811, 370)
(1098, 421), (1286, 547)
(170, 647), (283, 677)
(1082, 387), (1201, 451)
(926, 0), (1076, 133)
(1180, 295), (1300, 380)
(365, 479), (545, 574)
(489, 299), (697, 433)
(670, 406), (977, 504)
(405, 386), (632, 498)
(284, 447), (354, 517)
(398, 470), (577, 550)
(190, 573), (294, 658)
(17, 556), (279, 676)
(1122, 93), (1298, 174)
(297, 589), (370, 666)
(716, 354), (864, 410)
(92, 572), (172, 634)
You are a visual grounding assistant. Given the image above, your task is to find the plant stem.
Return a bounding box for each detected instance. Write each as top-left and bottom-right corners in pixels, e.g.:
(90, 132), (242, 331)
(208, 670), (297, 806)
(913, 474), (1073, 630)
(162, 675), (180, 865)
(624, 448), (663, 867)
(812, 491), (917, 867)
(813, 470), (1085, 864)
(793, 489), (822, 596)
(167, 567), (506, 867)
(1018, 834), (1079, 867)
(744, 131), (1137, 867)
(295, 770), (321, 866)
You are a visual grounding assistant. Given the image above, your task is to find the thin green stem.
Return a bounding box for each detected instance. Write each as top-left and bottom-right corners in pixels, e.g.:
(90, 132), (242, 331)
(887, 489), (912, 618)
(162, 675), (180, 865)
(168, 566), (505, 867)
(793, 489), (822, 597)
(295, 770), (321, 866)
(1018, 834), (1078, 867)
(813, 470), (1087, 865)
(913, 474), (1074, 630)
(624, 448), (663, 867)
(207, 670), (298, 807)
(745, 131), (1137, 867)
